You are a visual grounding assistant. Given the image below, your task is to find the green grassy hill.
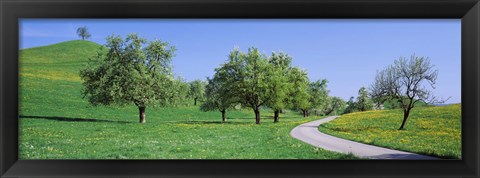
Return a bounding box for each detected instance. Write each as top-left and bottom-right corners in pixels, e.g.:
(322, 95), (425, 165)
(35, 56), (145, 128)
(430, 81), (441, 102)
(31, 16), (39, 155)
(20, 40), (102, 82)
(319, 104), (461, 159)
(20, 40), (104, 117)
(18, 40), (355, 159)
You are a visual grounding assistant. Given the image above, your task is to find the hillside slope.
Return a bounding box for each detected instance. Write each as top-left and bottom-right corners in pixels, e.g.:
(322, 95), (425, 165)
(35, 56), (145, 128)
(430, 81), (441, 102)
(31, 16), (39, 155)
(20, 40), (103, 83)
(20, 40), (102, 64)
(19, 40), (106, 117)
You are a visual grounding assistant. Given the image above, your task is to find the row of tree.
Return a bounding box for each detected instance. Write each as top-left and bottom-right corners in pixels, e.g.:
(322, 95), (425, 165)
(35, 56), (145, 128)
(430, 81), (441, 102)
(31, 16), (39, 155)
(80, 34), (344, 124)
(80, 34), (442, 129)
(199, 47), (344, 124)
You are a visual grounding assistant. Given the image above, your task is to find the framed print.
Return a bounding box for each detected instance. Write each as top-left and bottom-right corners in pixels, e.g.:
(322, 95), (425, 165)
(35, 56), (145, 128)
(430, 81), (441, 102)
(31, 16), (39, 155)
(1, 0), (479, 177)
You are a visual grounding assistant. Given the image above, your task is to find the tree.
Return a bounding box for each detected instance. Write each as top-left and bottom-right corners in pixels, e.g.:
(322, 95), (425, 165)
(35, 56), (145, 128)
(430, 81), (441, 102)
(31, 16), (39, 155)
(200, 76), (237, 123)
(371, 95), (388, 110)
(323, 96), (346, 116)
(288, 67), (311, 117)
(343, 96), (357, 114)
(76, 26), (91, 40)
(370, 55), (440, 130)
(167, 77), (191, 107)
(216, 47), (272, 124)
(80, 33), (176, 123)
(309, 79), (329, 116)
(189, 80), (206, 106)
(356, 87), (374, 111)
(265, 52), (292, 122)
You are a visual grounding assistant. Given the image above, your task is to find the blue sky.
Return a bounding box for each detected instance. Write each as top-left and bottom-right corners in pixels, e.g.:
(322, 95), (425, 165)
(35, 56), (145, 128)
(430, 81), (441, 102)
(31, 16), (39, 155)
(20, 19), (461, 103)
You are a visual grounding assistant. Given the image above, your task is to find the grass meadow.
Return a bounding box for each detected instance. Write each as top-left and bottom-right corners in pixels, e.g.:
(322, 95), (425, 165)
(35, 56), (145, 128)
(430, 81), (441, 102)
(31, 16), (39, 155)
(319, 104), (461, 159)
(21, 106), (359, 159)
(19, 40), (356, 159)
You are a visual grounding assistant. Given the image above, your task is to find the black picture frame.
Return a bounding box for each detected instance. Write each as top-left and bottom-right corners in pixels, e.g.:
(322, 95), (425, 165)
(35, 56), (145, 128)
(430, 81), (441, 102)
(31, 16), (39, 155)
(1, 0), (479, 177)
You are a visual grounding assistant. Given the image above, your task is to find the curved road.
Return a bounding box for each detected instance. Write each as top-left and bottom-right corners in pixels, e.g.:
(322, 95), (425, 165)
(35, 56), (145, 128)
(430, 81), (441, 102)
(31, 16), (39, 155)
(290, 116), (437, 159)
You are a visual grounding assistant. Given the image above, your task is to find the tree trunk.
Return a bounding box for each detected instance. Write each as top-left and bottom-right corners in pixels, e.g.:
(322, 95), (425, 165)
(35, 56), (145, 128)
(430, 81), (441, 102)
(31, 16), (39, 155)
(325, 108), (334, 116)
(274, 110), (280, 123)
(306, 110), (309, 117)
(315, 110), (317, 116)
(302, 110), (307, 117)
(221, 109), (226, 123)
(139, 107), (146, 123)
(194, 98), (197, 106)
(399, 109), (411, 130)
(255, 109), (261, 124)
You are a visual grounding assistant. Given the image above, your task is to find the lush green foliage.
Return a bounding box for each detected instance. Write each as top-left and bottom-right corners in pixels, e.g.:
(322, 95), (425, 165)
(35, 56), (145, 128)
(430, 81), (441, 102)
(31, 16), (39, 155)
(356, 87), (374, 111)
(189, 80), (206, 106)
(167, 77), (193, 107)
(343, 87), (374, 114)
(288, 67), (311, 117)
(343, 97), (357, 114)
(80, 34), (176, 123)
(211, 48), (303, 124)
(218, 48), (273, 124)
(19, 40), (357, 159)
(200, 76), (238, 122)
(208, 48), (343, 122)
(265, 52), (293, 122)
(322, 96), (346, 116)
(308, 79), (329, 116)
(320, 104), (461, 159)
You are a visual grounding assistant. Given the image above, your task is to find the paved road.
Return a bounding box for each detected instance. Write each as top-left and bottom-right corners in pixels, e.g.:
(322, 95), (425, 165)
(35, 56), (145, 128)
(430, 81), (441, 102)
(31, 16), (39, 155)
(290, 116), (438, 159)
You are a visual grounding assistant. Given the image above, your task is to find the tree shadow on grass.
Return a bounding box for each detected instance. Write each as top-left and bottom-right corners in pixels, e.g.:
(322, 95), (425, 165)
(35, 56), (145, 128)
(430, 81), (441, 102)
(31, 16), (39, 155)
(19, 115), (132, 124)
(367, 153), (438, 160)
(327, 126), (381, 132)
(179, 120), (255, 125)
(233, 116), (299, 120)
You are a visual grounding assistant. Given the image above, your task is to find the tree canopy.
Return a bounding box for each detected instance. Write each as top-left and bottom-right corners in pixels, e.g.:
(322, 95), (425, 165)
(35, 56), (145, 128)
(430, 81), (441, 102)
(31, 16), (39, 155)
(205, 48), (326, 123)
(214, 48), (273, 124)
(200, 76), (238, 123)
(370, 54), (441, 130)
(356, 87), (374, 112)
(309, 79), (329, 116)
(189, 80), (206, 106)
(323, 96), (346, 116)
(265, 52), (293, 122)
(288, 67), (311, 117)
(80, 33), (176, 123)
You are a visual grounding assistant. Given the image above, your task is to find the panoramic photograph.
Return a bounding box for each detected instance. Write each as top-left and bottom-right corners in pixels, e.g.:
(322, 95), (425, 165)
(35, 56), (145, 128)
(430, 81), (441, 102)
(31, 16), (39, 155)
(18, 19), (461, 159)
